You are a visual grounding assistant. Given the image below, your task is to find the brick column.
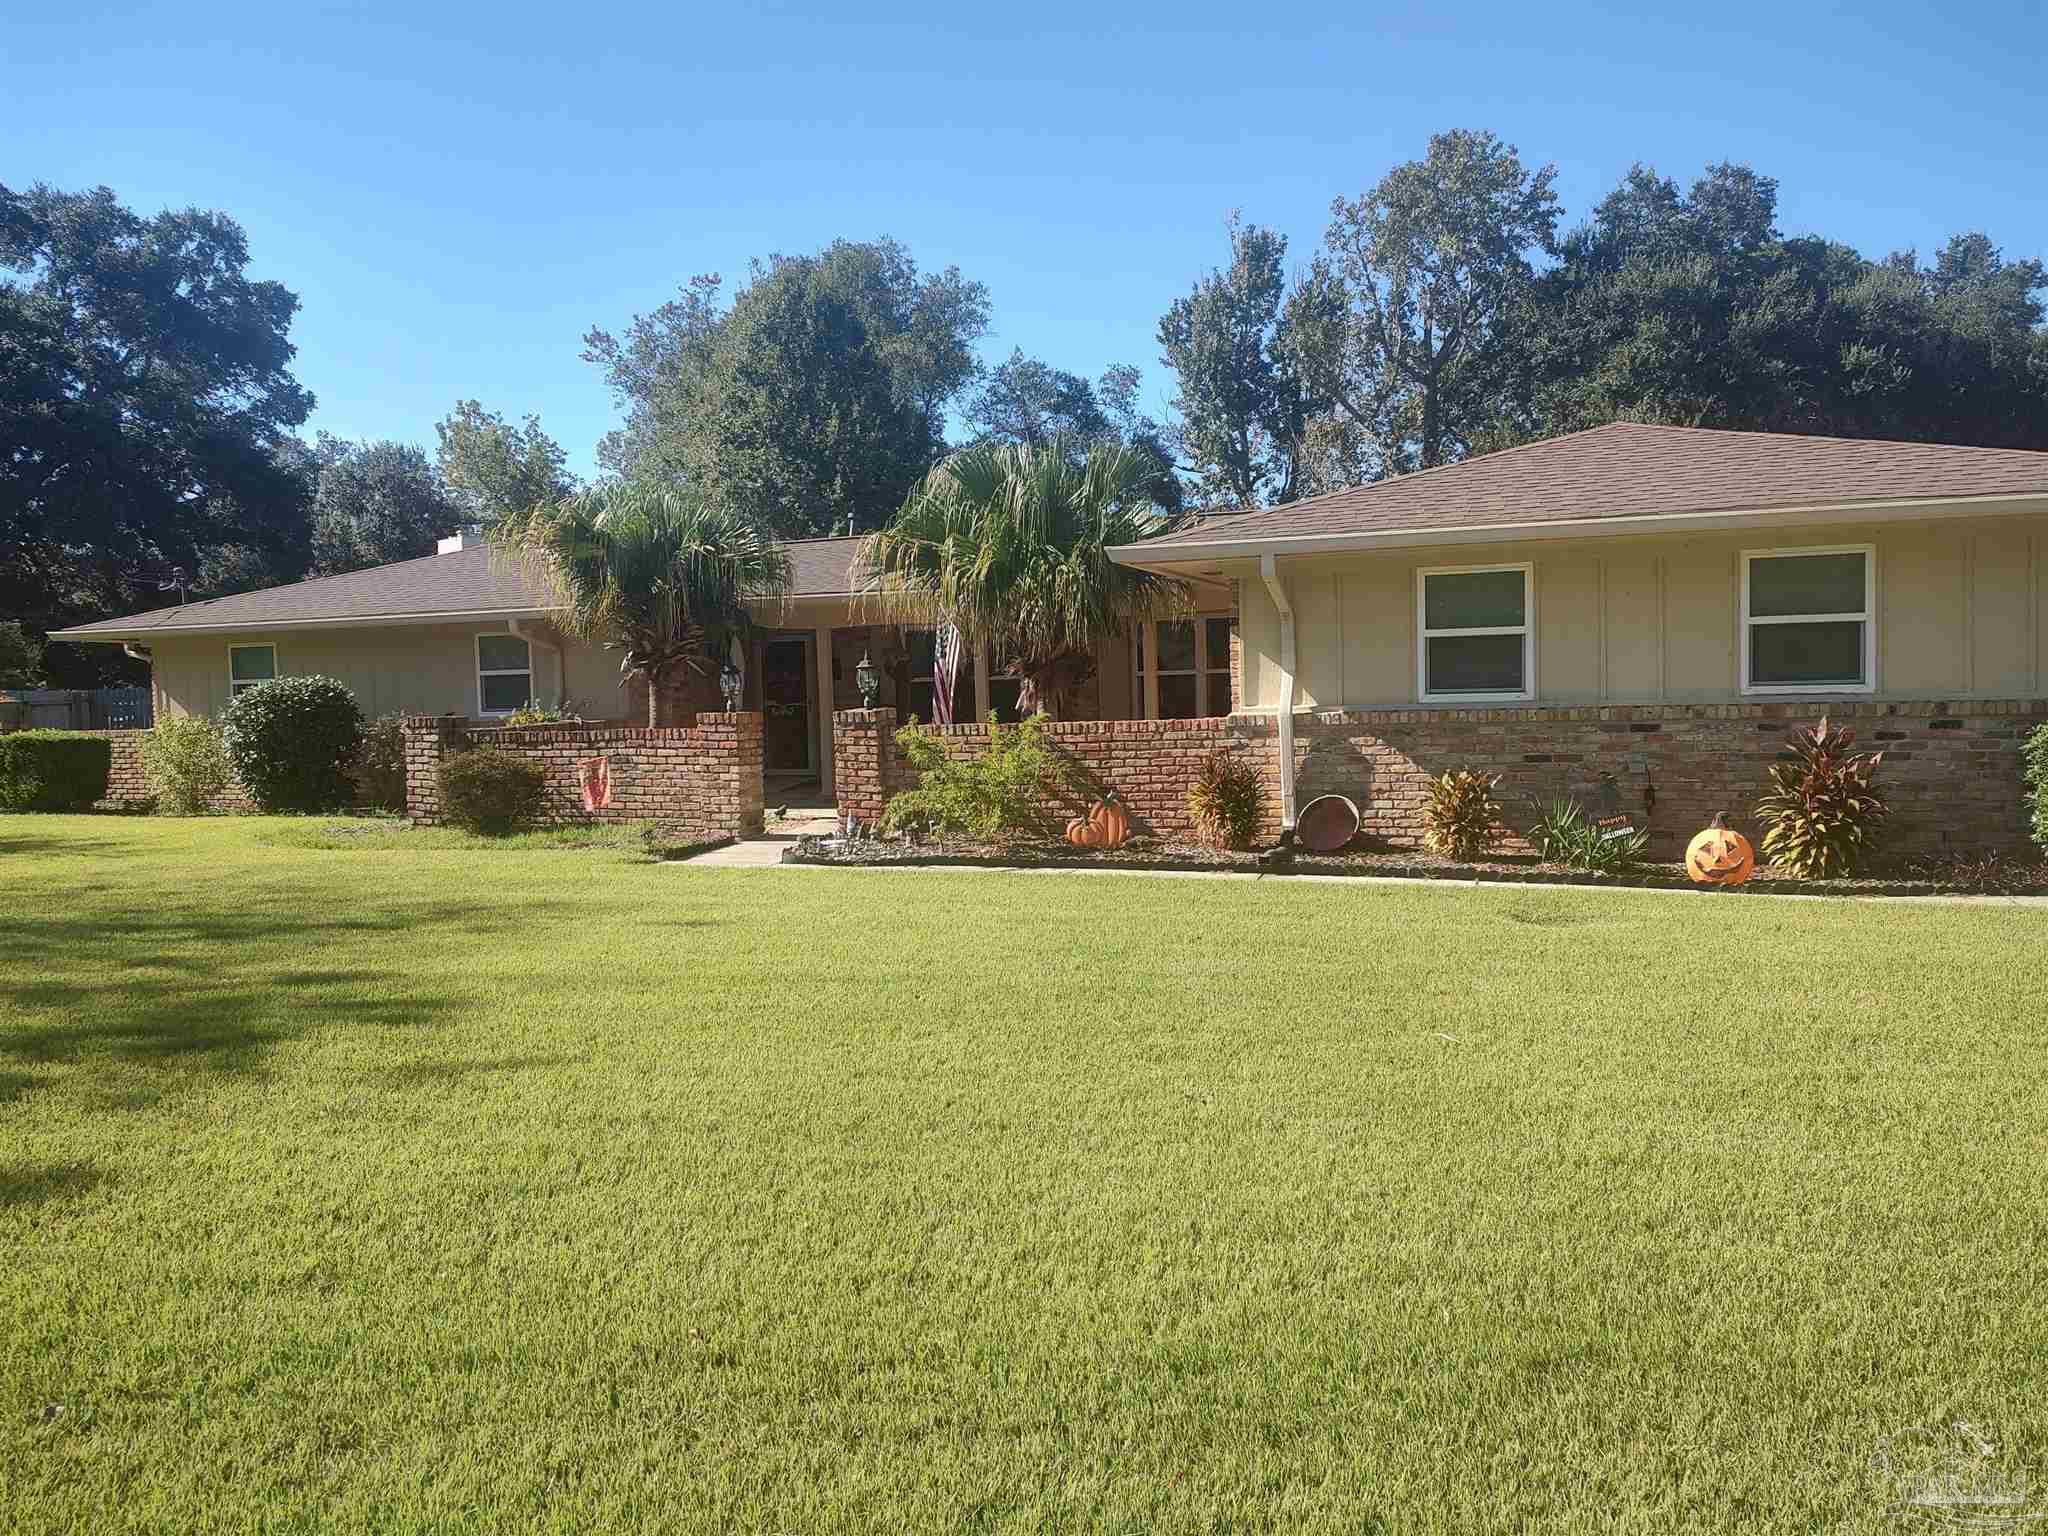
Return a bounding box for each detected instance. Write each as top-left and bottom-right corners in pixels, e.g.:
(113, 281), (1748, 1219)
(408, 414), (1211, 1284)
(401, 715), (467, 823)
(697, 710), (765, 838)
(832, 708), (895, 826)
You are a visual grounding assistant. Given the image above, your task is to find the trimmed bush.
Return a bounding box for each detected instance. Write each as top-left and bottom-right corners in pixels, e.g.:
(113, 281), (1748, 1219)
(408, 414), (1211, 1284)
(0, 730), (112, 812)
(1186, 748), (1264, 850)
(142, 715), (230, 814)
(350, 715), (407, 812)
(439, 748), (548, 834)
(221, 676), (365, 812)
(1421, 768), (1503, 860)
(2025, 722), (2048, 856)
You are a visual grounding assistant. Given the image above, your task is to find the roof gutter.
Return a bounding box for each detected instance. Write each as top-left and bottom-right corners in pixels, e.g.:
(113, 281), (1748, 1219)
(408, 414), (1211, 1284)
(1108, 490), (2048, 568)
(49, 605), (560, 643)
(1258, 555), (1297, 835)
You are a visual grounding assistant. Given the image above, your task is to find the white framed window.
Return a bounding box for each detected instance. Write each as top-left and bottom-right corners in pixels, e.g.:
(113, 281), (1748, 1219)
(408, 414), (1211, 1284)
(476, 632), (533, 715)
(228, 643), (277, 697)
(1132, 618), (1233, 718)
(1416, 563), (1533, 701)
(1741, 545), (1875, 694)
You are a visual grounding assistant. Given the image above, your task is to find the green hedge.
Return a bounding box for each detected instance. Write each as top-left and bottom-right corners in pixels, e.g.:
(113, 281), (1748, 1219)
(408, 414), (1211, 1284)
(0, 730), (113, 812)
(439, 748), (548, 835)
(2024, 722), (2048, 855)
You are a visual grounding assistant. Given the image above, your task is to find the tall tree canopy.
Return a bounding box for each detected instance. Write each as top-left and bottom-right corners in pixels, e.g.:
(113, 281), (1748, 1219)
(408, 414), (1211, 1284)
(1, 182), (314, 681)
(1526, 165), (2048, 447)
(1302, 130), (1562, 478)
(1155, 217), (1340, 507)
(434, 399), (575, 525)
(964, 351), (1183, 515)
(583, 238), (991, 535)
(305, 435), (459, 576)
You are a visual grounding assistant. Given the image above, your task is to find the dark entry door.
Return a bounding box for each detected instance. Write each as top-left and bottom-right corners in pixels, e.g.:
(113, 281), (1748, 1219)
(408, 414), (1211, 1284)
(761, 637), (812, 773)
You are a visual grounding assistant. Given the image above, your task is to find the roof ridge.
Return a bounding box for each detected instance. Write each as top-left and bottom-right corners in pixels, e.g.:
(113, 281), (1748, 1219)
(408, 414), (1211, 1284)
(1599, 421), (2048, 457)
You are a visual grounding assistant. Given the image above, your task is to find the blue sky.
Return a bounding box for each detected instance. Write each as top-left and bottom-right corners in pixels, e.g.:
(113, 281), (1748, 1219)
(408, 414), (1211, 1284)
(8, 1), (2046, 478)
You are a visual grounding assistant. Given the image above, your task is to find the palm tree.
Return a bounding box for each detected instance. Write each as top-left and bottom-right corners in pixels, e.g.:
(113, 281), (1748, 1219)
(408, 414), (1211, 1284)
(495, 484), (790, 727)
(861, 436), (1189, 719)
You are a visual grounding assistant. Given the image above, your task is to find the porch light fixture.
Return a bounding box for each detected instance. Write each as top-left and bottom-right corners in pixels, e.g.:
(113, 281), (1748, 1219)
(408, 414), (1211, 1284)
(854, 650), (880, 708)
(718, 660), (742, 711)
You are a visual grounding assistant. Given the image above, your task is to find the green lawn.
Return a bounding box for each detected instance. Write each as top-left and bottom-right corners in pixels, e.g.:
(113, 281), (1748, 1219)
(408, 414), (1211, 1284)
(4, 817), (2045, 1533)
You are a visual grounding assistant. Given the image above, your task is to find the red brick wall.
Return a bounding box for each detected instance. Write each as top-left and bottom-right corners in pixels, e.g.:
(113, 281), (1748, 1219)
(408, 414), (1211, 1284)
(1293, 700), (2046, 857)
(833, 708), (1283, 841)
(62, 728), (252, 812)
(402, 714), (765, 838)
(836, 699), (2045, 856)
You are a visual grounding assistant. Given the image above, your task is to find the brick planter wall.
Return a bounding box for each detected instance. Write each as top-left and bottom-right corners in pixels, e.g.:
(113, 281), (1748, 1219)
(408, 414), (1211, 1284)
(833, 708), (1283, 841)
(836, 700), (2046, 856)
(1294, 699), (2048, 857)
(402, 713), (765, 838)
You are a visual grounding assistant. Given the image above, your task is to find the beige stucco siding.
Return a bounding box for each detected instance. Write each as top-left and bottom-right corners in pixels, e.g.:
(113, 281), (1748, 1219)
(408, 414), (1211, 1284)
(148, 622), (633, 721)
(1234, 511), (2048, 710)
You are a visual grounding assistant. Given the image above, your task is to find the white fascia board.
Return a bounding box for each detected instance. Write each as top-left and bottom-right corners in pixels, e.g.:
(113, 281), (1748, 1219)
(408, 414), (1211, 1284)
(50, 606), (559, 642)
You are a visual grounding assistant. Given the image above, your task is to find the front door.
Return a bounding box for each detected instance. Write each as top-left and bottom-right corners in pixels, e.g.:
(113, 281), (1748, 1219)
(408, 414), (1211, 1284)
(761, 637), (812, 773)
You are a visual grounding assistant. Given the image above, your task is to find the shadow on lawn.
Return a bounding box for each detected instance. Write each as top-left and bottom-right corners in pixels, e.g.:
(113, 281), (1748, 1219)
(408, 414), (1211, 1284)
(0, 898), (578, 1108)
(0, 828), (142, 859)
(0, 1162), (108, 1211)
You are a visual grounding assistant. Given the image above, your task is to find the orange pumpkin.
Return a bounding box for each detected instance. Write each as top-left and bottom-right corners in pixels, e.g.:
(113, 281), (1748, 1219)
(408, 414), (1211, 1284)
(1686, 814), (1755, 886)
(1065, 815), (1102, 848)
(1088, 795), (1131, 849)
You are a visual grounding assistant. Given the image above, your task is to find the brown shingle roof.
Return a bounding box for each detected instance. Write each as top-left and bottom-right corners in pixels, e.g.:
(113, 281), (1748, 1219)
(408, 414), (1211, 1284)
(1118, 423), (2048, 554)
(50, 535), (874, 640)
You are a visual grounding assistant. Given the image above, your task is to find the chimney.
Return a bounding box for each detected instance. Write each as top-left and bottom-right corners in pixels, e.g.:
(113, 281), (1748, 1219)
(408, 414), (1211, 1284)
(437, 526), (485, 554)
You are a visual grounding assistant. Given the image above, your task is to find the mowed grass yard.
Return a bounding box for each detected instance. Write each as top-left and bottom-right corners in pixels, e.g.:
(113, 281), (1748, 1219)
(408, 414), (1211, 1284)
(4, 817), (2046, 1534)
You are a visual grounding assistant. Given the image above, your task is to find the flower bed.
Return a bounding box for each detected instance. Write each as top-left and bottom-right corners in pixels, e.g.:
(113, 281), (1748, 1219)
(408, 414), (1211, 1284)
(784, 835), (2048, 896)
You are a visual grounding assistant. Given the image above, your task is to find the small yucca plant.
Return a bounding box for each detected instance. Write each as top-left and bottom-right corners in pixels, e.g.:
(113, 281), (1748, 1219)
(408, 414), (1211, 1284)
(1421, 769), (1502, 861)
(1754, 716), (1887, 879)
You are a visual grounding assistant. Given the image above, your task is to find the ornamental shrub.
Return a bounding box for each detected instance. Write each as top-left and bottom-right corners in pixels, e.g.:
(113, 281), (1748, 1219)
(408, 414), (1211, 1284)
(439, 747), (548, 834)
(1420, 768), (1503, 860)
(0, 730), (112, 811)
(1754, 716), (1887, 879)
(142, 715), (229, 814)
(2024, 722), (2048, 855)
(1186, 748), (1264, 850)
(879, 713), (1064, 844)
(221, 676), (365, 812)
(1533, 797), (1649, 872)
(349, 714), (408, 812)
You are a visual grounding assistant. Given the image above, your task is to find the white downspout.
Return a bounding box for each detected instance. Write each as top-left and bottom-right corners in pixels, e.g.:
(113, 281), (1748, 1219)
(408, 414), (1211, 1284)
(1258, 555), (1297, 834)
(505, 619), (563, 708)
(122, 643), (152, 663)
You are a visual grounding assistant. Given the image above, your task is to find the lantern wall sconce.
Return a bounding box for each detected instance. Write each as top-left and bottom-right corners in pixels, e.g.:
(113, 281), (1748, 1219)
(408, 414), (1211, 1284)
(854, 650), (880, 708)
(718, 660), (742, 711)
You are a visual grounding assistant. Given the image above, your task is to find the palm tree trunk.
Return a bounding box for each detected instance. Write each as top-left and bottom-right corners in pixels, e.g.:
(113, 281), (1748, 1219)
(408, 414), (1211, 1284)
(645, 664), (669, 728)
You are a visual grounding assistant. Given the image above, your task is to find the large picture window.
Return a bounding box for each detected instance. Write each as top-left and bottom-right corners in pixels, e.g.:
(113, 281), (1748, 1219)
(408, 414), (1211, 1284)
(228, 643), (277, 697)
(476, 633), (533, 715)
(1417, 565), (1532, 701)
(1742, 547), (1874, 693)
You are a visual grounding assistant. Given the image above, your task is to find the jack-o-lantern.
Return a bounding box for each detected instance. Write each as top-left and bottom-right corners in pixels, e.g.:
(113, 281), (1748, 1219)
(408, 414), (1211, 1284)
(1088, 796), (1131, 849)
(1686, 813), (1755, 886)
(1065, 814), (1102, 848)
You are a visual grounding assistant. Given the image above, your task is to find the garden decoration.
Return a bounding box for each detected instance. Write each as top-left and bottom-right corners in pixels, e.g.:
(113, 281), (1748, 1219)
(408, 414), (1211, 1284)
(1686, 813), (1755, 886)
(1064, 813), (1103, 848)
(1089, 795), (1131, 849)
(1296, 794), (1361, 853)
(579, 755), (611, 812)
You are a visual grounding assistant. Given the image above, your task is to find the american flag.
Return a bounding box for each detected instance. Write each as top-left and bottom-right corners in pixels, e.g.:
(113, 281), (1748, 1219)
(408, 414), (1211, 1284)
(931, 623), (961, 725)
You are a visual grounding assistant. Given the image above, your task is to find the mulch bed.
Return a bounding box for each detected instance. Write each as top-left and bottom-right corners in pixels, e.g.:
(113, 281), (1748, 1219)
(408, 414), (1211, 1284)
(784, 835), (2048, 897)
